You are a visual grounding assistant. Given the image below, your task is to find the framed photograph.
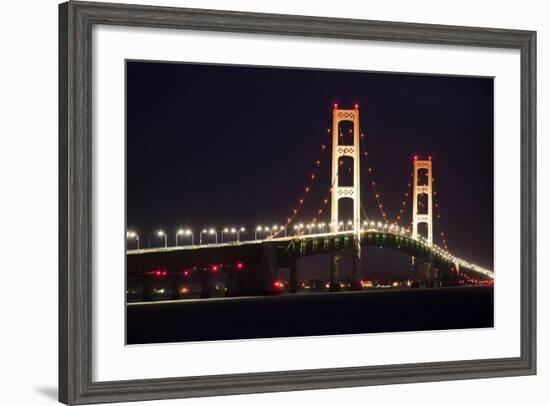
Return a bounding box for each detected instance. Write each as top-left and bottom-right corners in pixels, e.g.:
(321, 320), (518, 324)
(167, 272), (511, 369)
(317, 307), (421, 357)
(59, 1), (536, 404)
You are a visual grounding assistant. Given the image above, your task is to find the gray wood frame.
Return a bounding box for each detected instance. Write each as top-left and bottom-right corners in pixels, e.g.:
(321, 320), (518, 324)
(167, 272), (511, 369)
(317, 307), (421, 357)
(59, 1), (536, 404)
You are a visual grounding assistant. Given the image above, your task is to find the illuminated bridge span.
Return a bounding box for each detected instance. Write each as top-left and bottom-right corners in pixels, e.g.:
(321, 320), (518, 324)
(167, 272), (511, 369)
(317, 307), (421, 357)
(128, 226), (493, 275)
(127, 104), (493, 299)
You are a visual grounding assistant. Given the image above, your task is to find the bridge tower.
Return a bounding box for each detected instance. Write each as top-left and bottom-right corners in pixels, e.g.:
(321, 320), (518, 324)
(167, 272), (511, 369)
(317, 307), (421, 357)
(330, 105), (362, 286)
(412, 157), (433, 245)
(330, 105), (361, 234)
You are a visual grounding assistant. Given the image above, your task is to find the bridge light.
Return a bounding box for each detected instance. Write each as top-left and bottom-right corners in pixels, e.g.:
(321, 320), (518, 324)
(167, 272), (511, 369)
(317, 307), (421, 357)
(183, 270), (189, 276)
(157, 230), (165, 237)
(223, 228), (229, 233)
(333, 103), (338, 109)
(202, 229), (207, 233)
(414, 155), (418, 160)
(256, 226), (262, 232)
(240, 227), (245, 232)
(236, 262), (244, 270)
(354, 103), (359, 110)
(211, 264), (219, 272)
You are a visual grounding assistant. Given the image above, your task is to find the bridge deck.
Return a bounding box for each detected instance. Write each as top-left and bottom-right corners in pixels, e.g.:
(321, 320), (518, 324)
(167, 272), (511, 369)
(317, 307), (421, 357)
(127, 229), (493, 279)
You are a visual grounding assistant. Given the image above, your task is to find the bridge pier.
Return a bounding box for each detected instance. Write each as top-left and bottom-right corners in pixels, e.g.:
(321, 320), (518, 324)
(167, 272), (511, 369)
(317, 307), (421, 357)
(141, 275), (153, 302)
(262, 242), (281, 293)
(225, 269), (237, 297)
(329, 251), (342, 292)
(350, 237), (363, 291)
(413, 257), (435, 288)
(169, 272), (180, 300)
(289, 257), (298, 294)
(199, 269), (210, 299)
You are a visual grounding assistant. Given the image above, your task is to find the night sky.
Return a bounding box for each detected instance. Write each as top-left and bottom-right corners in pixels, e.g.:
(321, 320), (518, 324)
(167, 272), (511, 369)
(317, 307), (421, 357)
(126, 61), (494, 279)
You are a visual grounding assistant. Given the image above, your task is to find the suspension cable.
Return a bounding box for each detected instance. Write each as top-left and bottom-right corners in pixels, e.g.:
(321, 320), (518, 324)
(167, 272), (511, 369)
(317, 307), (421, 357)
(432, 175), (449, 250)
(274, 129), (331, 236)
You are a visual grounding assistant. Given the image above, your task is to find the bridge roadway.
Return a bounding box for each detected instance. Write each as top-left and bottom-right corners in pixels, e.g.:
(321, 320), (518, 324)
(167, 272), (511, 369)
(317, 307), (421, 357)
(127, 229), (493, 281)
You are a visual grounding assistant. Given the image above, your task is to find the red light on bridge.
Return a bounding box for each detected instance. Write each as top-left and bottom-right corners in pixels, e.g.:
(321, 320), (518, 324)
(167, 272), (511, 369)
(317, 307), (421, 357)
(153, 270), (167, 277)
(183, 270), (189, 277)
(333, 103), (338, 109)
(236, 262), (245, 270)
(211, 265), (219, 272)
(354, 103), (359, 110)
(413, 155), (419, 161)
(273, 280), (284, 289)
(428, 155), (432, 160)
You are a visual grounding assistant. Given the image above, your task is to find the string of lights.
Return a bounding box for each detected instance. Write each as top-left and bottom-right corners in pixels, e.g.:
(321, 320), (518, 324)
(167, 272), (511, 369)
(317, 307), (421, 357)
(309, 171), (338, 226)
(432, 175), (449, 250)
(359, 136), (388, 223)
(392, 172), (413, 225)
(274, 130), (331, 236)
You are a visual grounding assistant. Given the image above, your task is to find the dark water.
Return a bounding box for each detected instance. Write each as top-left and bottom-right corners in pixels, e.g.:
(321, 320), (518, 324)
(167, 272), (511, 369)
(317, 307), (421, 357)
(126, 286), (493, 344)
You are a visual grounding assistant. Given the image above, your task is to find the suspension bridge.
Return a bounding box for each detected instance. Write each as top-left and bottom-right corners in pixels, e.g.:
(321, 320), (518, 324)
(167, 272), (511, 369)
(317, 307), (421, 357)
(127, 104), (493, 301)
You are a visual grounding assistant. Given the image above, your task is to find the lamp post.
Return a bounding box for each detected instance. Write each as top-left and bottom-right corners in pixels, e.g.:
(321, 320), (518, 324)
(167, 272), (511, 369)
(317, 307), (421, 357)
(222, 228), (229, 243)
(184, 229), (194, 245)
(157, 230), (167, 248)
(347, 220), (353, 231)
(200, 229), (207, 245)
(176, 229), (184, 246)
(228, 227), (245, 242)
(255, 226), (262, 240)
(126, 231), (139, 250)
(318, 222), (326, 233)
(177, 229), (194, 246)
(272, 225), (286, 237)
(209, 228), (218, 244)
(237, 227), (245, 242)
(294, 223), (304, 236)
